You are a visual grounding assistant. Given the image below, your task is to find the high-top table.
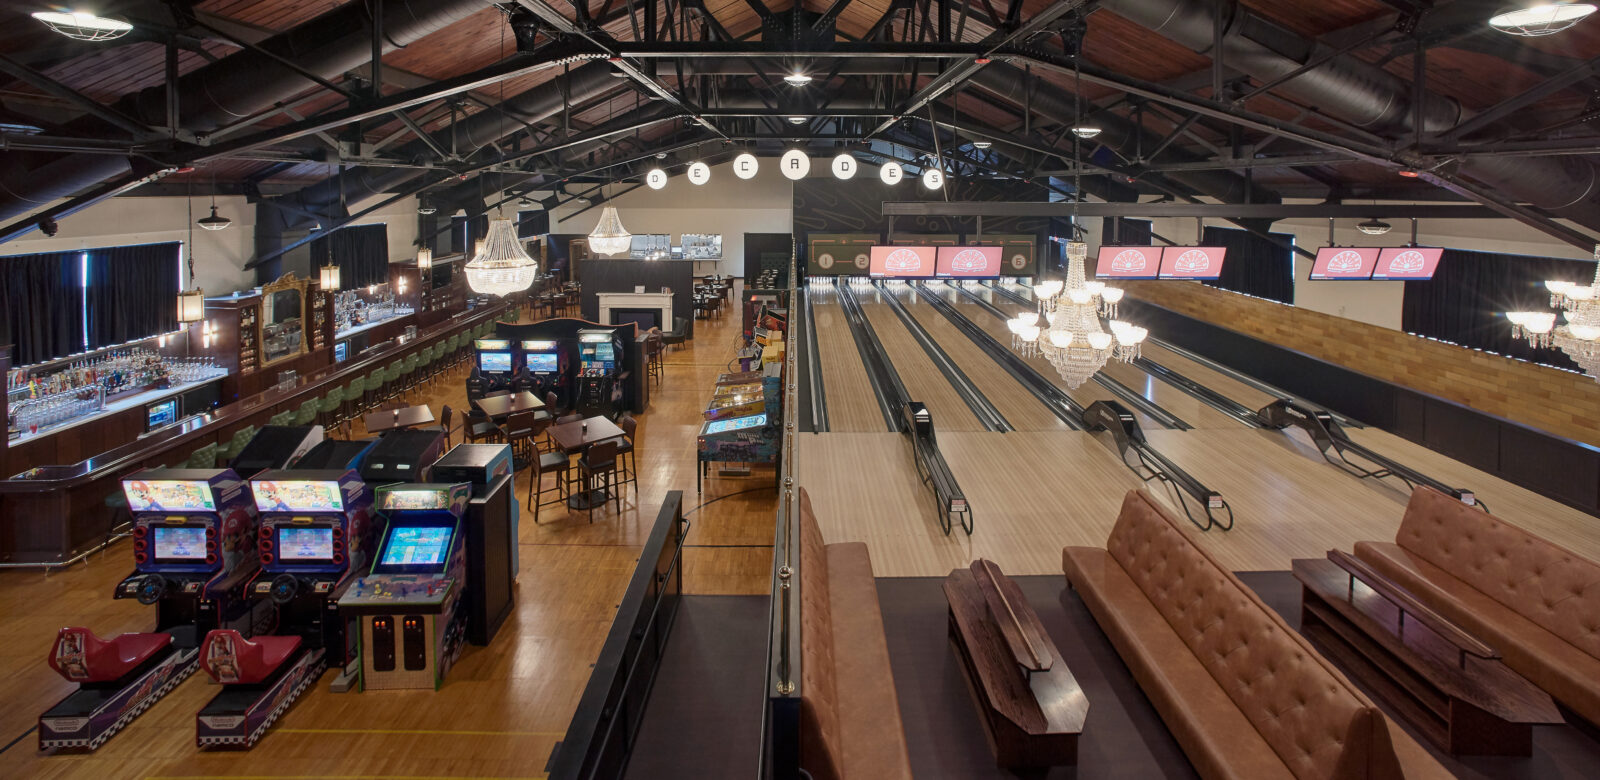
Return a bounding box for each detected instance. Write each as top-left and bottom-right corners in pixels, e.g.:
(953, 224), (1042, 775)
(473, 391), (545, 421)
(364, 405), (435, 434)
(547, 416), (625, 510)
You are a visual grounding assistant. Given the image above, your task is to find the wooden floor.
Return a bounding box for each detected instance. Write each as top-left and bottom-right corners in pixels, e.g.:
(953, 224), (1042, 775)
(0, 302), (775, 779)
(855, 288), (986, 432)
(806, 282), (888, 433)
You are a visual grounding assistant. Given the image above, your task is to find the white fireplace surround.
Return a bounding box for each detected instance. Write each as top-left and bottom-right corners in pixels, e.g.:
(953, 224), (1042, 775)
(596, 291), (674, 329)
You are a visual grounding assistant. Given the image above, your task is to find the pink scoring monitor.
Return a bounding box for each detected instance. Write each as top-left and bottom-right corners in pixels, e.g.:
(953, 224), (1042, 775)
(934, 246), (1003, 278)
(1095, 246), (1161, 280)
(1371, 247), (1444, 280)
(869, 246), (936, 278)
(1309, 247), (1380, 280)
(1158, 246), (1227, 280)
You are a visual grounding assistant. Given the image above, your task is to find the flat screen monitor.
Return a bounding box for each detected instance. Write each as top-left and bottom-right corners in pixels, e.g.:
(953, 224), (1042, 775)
(333, 341), (349, 362)
(252, 480), (345, 513)
(935, 246), (1003, 278)
(123, 480), (216, 512)
(379, 525), (454, 569)
(276, 526), (335, 562)
(152, 526), (209, 561)
(1096, 246), (1161, 280)
(592, 343), (615, 362)
(1309, 247), (1380, 281)
(479, 352), (512, 373)
(527, 353), (560, 373)
(703, 413), (767, 435)
(682, 233), (722, 259)
(1372, 247), (1443, 280)
(146, 398), (178, 430)
(869, 246), (935, 278)
(629, 233), (671, 260)
(1159, 247), (1227, 280)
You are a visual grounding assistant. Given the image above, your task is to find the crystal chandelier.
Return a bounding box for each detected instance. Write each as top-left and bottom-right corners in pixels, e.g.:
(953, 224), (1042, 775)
(1008, 241), (1147, 389)
(587, 204), (632, 256)
(1507, 244), (1600, 379)
(465, 214), (539, 297)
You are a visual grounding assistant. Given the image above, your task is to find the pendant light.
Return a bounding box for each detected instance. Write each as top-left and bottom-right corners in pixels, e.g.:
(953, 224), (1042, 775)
(196, 173), (231, 230)
(465, 210), (540, 296)
(417, 247), (433, 271)
(319, 262), (341, 291)
(177, 181), (205, 323)
(586, 183), (632, 256)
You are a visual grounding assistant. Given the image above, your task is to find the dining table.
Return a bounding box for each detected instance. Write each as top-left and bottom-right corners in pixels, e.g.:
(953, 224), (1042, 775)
(364, 405), (436, 434)
(474, 391), (546, 421)
(547, 416), (626, 510)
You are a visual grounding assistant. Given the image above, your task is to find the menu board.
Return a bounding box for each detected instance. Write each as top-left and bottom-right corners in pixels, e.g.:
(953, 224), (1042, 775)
(935, 246), (1003, 278)
(1159, 247), (1227, 280)
(277, 527), (335, 561)
(1309, 247), (1380, 280)
(703, 414), (767, 434)
(153, 526), (209, 560)
(1096, 246), (1161, 280)
(123, 480), (217, 512)
(869, 246), (935, 278)
(1372, 247), (1443, 280)
(252, 480), (344, 513)
(381, 489), (453, 511)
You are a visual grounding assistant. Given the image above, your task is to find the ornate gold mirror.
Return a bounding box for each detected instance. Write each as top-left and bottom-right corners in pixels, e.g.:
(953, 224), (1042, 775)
(259, 272), (309, 366)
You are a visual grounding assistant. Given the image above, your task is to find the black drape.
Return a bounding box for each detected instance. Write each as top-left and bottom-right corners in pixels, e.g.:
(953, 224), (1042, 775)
(310, 223), (389, 289)
(1402, 248), (1591, 371)
(449, 216), (468, 254)
(1, 250), (85, 365)
(517, 209), (548, 239)
(1101, 217), (1152, 246)
(87, 242), (180, 351)
(470, 214), (488, 249)
(1201, 226), (1295, 304)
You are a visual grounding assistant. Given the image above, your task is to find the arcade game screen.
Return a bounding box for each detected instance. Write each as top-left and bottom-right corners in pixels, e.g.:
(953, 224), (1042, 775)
(123, 480), (217, 512)
(277, 527), (335, 561)
(382, 489), (451, 510)
(253, 480), (345, 513)
(527, 353), (560, 373)
(704, 414), (767, 434)
(153, 526), (209, 560)
(479, 352), (513, 373)
(381, 527), (454, 567)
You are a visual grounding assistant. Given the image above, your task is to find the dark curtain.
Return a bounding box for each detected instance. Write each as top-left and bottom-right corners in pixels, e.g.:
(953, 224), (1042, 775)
(1, 250), (84, 365)
(517, 209), (548, 239)
(1201, 226), (1295, 304)
(1101, 217), (1152, 245)
(449, 216), (468, 254)
(1402, 248), (1591, 371)
(470, 214), (488, 249)
(86, 242), (180, 351)
(310, 223), (389, 289)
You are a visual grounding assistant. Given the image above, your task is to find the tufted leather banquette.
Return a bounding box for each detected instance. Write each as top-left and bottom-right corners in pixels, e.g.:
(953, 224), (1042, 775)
(1355, 485), (1600, 727)
(796, 488), (913, 780)
(1064, 490), (1449, 780)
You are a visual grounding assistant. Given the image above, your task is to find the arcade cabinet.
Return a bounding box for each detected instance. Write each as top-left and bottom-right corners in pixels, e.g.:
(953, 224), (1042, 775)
(229, 425), (324, 479)
(40, 469), (263, 750)
(292, 437), (380, 471)
(359, 428), (446, 485)
(194, 469), (378, 748)
(575, 329), (624, 419)
(337, 483), (473, 690)
(429, 444), (517, 645)
(467, 338), (517, 401)
(519, 339), (566, 405)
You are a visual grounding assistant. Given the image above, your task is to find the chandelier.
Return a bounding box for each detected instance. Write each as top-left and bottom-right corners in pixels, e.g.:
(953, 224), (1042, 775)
(587, 205), (632, 256)
(1008, 240), (1147, 389)
(465, 214), (538, 297)
(1507, 244), (1600, 379)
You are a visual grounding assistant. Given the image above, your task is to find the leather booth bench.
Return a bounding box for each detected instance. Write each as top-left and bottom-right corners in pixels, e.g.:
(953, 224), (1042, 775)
(1063, 489), (1449, 779)
(1355, 485), (1600, 728)
(797, 488), (913, 780)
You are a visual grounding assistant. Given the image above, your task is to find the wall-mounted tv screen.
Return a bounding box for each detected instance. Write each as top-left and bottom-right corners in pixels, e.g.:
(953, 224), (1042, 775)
(1372, 247), (1443, 280)
(527, 353), (560, 373)
(1158, 247), (1227, 280)
(629, 233), (671, 260)
(277, 526), (335, 561)
(1309, 247), (1380, 281)
(935, 246), (1003, 278)
(479, 352), (512, 373)
(869, 246), (935, 278)
(1095, 246), (1161, 280)
(681, 233), (722, 260)
(152, 526), (208, 561)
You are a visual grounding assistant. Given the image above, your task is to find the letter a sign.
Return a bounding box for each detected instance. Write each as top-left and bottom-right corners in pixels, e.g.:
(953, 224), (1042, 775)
(780, 150), (810, 180)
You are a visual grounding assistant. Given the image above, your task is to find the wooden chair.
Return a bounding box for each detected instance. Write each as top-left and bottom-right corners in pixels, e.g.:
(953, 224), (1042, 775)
(527, 445), (570, 524)
(614, 414), (638, 492)
(645, 335), (664, 386)
(437, 405), (460, 448)
(465, 408), (503, 444)
(544, 390), (562, 418)
(502, 411), (542, 471)
(578, 439), (622, 519)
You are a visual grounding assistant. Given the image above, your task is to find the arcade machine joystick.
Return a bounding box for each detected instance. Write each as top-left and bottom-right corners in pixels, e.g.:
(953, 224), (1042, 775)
(193, 469), (377, 748)
(338, 483), (472, 690)
(39, 469), (264, 750)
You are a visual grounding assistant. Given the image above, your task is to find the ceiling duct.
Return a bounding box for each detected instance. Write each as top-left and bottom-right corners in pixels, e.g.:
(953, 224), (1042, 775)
(1102, 0), (1600, 231)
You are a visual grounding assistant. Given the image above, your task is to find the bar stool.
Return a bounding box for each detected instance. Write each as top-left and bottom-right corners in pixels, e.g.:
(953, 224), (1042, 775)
(645, 336), (664, 386)
(268, 410), (294, 427)
(220, 426), (256, 466)
(502, 411), (541, 471)
(185, 442), (221, 469)
(464, 408), (502, 444)
(315, 387), (344, 434)
(437, 405), (459, 448)
(613, 414), (637, 492)
(578, 440), (622, 519)
(342, 376), (366, 421)
(291, 398), (318, 427)
(526, 445), (570, 524)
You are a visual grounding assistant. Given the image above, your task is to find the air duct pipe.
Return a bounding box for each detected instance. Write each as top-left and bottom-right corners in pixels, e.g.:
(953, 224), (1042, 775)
(0, 0), (485, 223)
(1102, 0), (1600, 230)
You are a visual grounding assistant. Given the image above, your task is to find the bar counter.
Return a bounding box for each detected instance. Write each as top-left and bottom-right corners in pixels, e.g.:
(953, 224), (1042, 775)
(0, 300), (511, 564)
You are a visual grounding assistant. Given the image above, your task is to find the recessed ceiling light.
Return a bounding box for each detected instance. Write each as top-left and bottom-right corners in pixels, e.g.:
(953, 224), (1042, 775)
(1357, 218), (1393, 236)
(31, 11), (132, 41)
(417, 203), (437, 215)
(655, 152), (666, 159)
(784, 72), (813, 86)
(788, 116), (807, 125)
(1489, 3), (1597, 36)
(1398, 168), (1420, 178)
(972, 140), (993, 149)
(1070, 126), (1102, 139)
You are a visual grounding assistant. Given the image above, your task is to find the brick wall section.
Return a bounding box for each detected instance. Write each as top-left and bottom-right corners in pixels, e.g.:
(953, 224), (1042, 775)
(1124, 281), (1600, 447)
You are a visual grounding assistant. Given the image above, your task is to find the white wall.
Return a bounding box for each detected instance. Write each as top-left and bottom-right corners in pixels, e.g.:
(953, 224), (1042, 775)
(547, 162), (794, 275)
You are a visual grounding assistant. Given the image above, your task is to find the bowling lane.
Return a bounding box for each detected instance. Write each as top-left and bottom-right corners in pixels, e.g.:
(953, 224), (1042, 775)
(1139, 341), (1281, 412)
(853, 285), (986, 431)
(807, 282), (891, 432)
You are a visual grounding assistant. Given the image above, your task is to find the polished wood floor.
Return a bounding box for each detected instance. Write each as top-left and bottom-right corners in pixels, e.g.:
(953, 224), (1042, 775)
(0, 302), (775, 779)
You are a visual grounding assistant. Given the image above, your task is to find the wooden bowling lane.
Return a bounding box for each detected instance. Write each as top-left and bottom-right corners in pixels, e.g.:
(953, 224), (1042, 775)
(892, 286), (1073, 432)
(854, 289), (986, 432)
(806, 282), (891, 432)
(1138, 341), (1281, 412)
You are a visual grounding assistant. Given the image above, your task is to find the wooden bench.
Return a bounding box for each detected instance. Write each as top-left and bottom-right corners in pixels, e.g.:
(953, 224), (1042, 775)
(945, 559), (1088, 768)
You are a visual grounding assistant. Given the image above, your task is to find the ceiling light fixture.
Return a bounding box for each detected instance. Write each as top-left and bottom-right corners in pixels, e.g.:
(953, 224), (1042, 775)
(787, 116), (807, 125)
(921, 167), (945, 190)
(831, 154), (857, 180)
(972, 140), (993, 149)
(880, 161), (904, 185)
(417, 202), (437, 215)
(32, 10), (132, 41)
(686, 161), (711, 185)
(784, 72), (813, 85)
(1356, 218), (1393, 236)
(1070, 126), (1102, 139)
(467, 212), (540, 296)
(780, 149), (811, 180)
(586, 185), (632, 256)
(197, 205), (231, 231)
(1489, 3), (1597, 36)
(645, 168), (668, 189)
(1398, 168), (1420, 178)
(734, 152), (760, 179)
(1509, 245), (1600, 381)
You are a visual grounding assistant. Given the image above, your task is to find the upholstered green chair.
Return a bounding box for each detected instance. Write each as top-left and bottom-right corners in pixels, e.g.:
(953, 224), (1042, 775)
(220, 426), (256, 464)
(343, 375), (367, 420)
(268, 410), (294, 427)
(185, 442), (221, 469)
(315, 387), (344, 432)
(290, 398), (318, 427)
